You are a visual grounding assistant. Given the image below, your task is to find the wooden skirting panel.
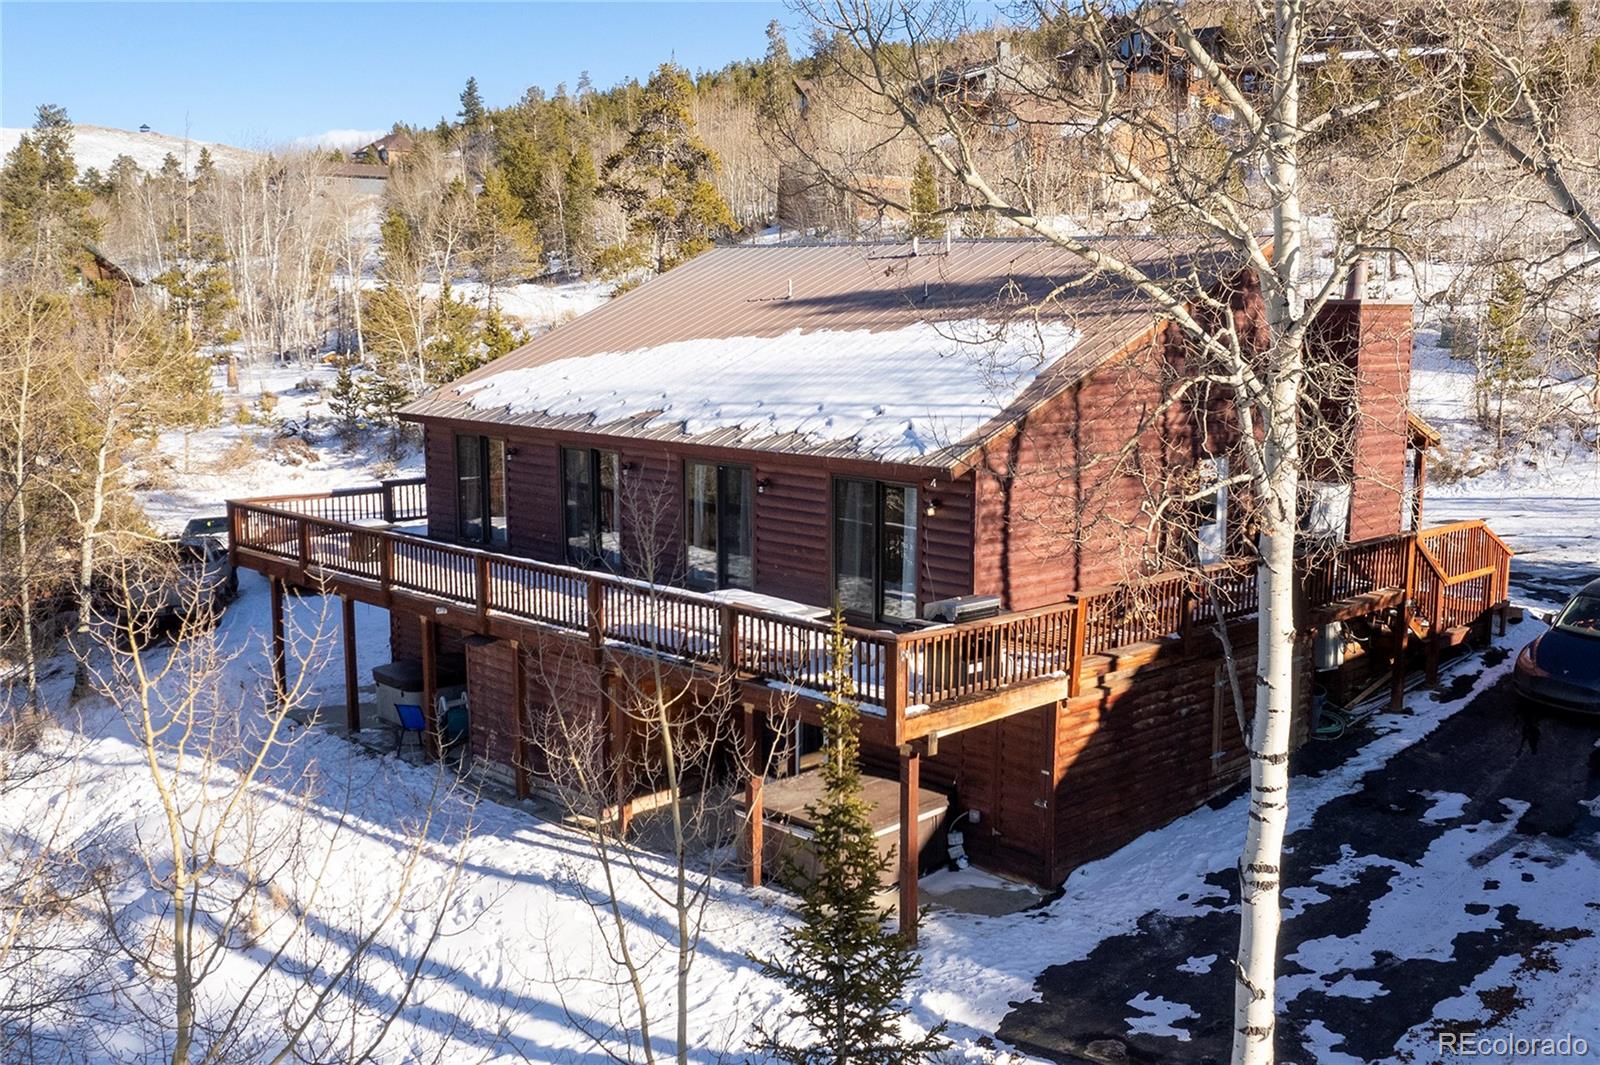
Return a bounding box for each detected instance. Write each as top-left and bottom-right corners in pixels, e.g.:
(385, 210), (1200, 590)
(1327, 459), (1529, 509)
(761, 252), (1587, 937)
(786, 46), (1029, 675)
(1045, 621), (1311, 885)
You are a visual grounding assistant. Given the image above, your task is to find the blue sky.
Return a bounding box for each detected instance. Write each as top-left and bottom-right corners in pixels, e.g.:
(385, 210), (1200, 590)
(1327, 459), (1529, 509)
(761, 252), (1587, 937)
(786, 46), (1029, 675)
(2, 2), (790, 147)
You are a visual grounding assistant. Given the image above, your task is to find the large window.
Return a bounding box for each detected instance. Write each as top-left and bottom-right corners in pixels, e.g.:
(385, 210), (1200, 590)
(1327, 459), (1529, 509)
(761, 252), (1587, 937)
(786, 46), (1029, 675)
(1193, 456), (1228, 565)
(833, 479), (919, 624)
(563, 447), (620, 567)
(685, 461), (753, 590)
(455, 434), (506, 545)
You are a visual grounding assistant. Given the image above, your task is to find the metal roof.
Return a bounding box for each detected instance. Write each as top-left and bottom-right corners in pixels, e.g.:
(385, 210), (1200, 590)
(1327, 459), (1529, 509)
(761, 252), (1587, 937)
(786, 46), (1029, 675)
(402, 237), (1234, 469)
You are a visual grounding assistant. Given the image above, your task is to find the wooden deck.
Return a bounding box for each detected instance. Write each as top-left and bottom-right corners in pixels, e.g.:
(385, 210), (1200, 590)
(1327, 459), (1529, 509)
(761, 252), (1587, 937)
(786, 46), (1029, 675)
(228, 479), (1513, 748)
(228, 480), (1513, 943)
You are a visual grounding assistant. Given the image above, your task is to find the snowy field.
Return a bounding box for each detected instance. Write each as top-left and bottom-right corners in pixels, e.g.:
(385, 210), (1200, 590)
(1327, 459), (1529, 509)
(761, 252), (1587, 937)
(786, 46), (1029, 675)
(6, 278), (1600, 1061)
(0, 124), (256, 176)
(135, 360), (423, 534)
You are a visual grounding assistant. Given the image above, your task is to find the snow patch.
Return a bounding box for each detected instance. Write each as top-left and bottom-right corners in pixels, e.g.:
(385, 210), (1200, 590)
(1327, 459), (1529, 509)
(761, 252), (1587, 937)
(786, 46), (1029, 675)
(457, 319), (1081, 459)
(0, 124), (255, 176)
(1124, 992), (1197, 1040)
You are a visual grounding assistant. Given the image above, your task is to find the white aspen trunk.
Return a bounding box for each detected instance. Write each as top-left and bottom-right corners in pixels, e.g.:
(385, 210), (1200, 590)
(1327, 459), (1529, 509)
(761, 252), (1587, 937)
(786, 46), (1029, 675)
(70, 443), (110, 699)
(12, 358), (38, 711)
(1233, 4), (1304, 1062)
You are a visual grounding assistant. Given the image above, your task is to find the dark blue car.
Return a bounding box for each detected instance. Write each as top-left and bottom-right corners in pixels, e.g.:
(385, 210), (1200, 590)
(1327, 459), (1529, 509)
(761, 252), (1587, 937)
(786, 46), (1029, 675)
(1513, 578), (1600, 714)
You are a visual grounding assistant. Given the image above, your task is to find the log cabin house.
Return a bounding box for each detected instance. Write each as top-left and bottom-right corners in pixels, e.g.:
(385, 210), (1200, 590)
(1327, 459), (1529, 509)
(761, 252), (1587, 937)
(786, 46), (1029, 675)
(227, 238), (1510, 939)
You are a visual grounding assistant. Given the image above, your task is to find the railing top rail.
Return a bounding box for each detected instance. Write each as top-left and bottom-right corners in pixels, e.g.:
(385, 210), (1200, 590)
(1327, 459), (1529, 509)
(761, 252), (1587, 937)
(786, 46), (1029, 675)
(1416, 518), (1490, 541)
(232, 491), (1506, 684)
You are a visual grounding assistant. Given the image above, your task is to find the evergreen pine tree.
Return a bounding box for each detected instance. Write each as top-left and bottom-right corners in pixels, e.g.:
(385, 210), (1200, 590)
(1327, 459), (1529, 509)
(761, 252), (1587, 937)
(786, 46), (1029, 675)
(765, 19), (792, 69)
(0, 134), (47, 243)
(603, 63), (735, 272)
(478, 307), (523, 363)
(328, 353), (369, 433)
(1481, 264), (1536, 450)
(459, 76), (487, 131)
(426, 282), (489, 382)
(472, 166), (542, 301)
(907, 157), (943, 240)
(0, 103), (98, 269)
(79, 167), (109, 198)
(562, 143), (598, 273)
(749, 612), (951, 1065)
(107, 154), (142, 199)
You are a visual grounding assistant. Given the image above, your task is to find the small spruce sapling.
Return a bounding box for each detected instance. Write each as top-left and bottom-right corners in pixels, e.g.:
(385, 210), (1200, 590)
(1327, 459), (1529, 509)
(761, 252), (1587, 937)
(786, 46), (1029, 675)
(748, 610), (950, 1065)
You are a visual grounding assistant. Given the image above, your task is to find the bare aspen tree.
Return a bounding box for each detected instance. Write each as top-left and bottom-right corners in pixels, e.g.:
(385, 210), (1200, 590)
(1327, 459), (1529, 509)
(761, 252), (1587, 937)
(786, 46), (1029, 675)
(84, 564), (478, 1065)
(1443, 1), (1600, 441)
(0, 287), (74, 714)
(523, 468), (792, 1064)
(779, 3), (1471, 1060)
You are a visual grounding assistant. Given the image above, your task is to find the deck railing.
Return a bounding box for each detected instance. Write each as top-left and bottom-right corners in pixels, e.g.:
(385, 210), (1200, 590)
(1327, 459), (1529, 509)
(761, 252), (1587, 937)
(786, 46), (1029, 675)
(229, 488), (1511, 740)
(1414, 520), (1514, 635)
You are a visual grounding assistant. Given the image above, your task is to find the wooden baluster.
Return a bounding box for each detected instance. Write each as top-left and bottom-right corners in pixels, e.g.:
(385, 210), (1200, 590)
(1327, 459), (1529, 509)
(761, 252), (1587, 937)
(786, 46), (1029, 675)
(721, 604), (739, 673)
(379, 535), (393, 603)
(475, 555), (490, 625)
(587, 577), (605, 664)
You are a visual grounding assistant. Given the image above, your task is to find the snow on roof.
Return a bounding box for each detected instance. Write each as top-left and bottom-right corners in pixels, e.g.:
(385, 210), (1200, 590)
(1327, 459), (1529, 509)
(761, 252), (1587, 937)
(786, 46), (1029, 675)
(407, 240), (1231, 466)
(457, 319), (1081, 461)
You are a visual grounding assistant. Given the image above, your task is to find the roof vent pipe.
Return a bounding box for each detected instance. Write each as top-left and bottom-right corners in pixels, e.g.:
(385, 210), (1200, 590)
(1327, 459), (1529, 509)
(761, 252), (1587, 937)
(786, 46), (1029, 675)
(944, 228), (952, 253)
(787, 278), (793, 299)
(1344, 259), (1367, 301)
(911, 235), (920, 256)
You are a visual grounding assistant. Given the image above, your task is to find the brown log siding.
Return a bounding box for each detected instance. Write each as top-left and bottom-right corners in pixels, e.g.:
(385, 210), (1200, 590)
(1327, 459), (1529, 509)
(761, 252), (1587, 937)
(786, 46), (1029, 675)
(421, 425), (977, 613)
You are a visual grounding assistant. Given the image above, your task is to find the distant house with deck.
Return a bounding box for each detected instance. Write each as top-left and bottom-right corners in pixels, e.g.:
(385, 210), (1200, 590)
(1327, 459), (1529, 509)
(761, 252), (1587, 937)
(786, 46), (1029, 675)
(353, 131), (415, 167)
(228, 238), (1508, 938)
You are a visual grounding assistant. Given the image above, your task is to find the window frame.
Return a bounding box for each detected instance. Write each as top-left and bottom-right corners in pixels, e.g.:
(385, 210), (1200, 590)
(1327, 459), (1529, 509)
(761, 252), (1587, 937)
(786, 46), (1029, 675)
(454, 433), (506, 546)
(561, 446), (621, 568)
(830, 476), (920, 626)
(683, 460), (754, 591)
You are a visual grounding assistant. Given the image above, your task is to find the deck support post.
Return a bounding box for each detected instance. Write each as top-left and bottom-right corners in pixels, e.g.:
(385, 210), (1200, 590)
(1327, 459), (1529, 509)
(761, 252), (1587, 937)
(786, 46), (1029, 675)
(601, 670), (631, 835)
(744, 703), (763, 888)
(898, 743), (920, 945)
(341, 594), (359, 732)
(1067, 597), (1088, 699)
(1390, 536), (1416, 713)
(420, 616), (438, 759)
(269, 576), (287, 705)
(511, 639), (530, 800)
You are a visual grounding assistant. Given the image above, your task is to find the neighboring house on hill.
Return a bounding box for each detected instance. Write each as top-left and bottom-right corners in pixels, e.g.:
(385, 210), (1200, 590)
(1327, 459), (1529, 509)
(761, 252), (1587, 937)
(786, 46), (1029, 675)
(914, 39), (1056, 108)
(1060, 11), (1453, 105)
(321, 161), (390, 197)
(228, 238), (1509, 936)
(776, 163), (912, 233)
(353, 130), (415, 166)
(75, 241), (144, 291)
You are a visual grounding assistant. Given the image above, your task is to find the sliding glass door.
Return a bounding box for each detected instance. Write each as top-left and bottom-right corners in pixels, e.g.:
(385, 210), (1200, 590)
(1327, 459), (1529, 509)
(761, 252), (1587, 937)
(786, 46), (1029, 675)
(455, 434), (506, 546)
(685, 461), (753, 589)
(832, 478), (918, 624)
(563, 447), (621, 567)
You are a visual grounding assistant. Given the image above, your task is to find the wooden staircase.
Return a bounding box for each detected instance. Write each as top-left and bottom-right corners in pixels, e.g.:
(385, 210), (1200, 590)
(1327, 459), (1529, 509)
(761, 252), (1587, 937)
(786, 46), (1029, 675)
(1401, 520), (1514, 681)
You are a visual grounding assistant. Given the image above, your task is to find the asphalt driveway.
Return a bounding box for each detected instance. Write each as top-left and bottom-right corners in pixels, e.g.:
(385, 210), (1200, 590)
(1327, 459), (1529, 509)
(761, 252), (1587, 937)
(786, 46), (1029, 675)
(995, 650), (1600, 1064)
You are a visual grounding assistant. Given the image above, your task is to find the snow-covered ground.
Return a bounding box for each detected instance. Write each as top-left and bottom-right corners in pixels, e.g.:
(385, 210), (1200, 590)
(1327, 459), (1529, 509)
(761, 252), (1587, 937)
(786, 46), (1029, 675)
(135, 275), (611, 534)
(0, 123), (256, 176)
(417, 278), (613, 332)
(134, 361), (422, 534)
(1411, 322), (1600, 595)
